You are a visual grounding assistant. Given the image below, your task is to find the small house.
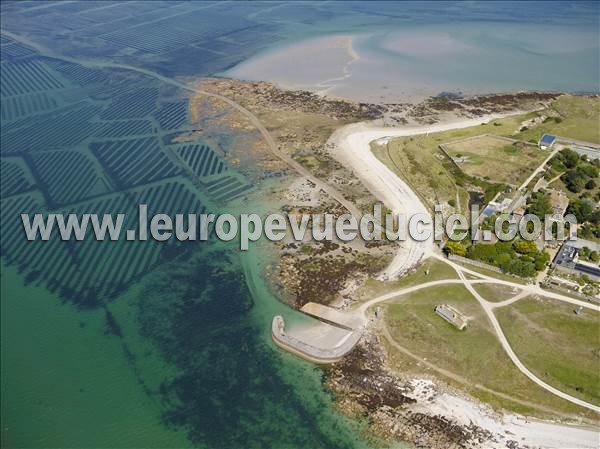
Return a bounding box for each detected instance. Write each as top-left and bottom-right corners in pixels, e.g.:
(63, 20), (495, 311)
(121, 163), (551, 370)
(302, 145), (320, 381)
(539, 134), (556, 150)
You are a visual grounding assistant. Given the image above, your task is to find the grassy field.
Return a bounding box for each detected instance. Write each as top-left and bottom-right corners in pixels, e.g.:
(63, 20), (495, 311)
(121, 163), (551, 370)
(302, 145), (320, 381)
(451, 260), (529, 285)
(442, 136), (546, 186)
(495, 297), (600, 407)
(382, 284), (595, 419)
(517, 95), (600, 144)
(359, 258), (458, 300)
(374, 95), (599, 213)
(472, 282), (522, 302)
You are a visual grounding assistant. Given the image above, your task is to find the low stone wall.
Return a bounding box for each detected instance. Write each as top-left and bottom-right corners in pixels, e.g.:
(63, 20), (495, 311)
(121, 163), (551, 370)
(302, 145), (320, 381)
(448, 254), (502, 273)
(542, 279), (597, 303)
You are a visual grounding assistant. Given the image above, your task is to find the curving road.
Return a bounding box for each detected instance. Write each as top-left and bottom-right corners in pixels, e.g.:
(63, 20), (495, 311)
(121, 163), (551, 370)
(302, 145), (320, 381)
(434, 253), (600, 312)
(453, 265), (600, 413)
(350, 267), (600, 413)
(379, 319), (573, 417)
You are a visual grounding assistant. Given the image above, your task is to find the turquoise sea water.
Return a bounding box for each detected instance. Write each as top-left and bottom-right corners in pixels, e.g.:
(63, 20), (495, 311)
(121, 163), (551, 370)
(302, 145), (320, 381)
(1, 242), (382, 448)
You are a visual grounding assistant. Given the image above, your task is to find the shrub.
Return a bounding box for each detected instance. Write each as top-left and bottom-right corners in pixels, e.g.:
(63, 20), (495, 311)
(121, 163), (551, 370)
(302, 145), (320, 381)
(526, 191), (552, 219)
(513, 240), (538, 255)
(445, 241), (467, 257)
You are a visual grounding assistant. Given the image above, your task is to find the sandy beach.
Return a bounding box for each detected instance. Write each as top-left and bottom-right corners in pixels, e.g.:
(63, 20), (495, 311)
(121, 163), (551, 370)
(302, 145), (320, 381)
(225, 34), (361, 96)
(327, 114), (600, 448)
(225, 23), (599, 104)
(327, 113), (521, 278)
(409, 379), (599, 449)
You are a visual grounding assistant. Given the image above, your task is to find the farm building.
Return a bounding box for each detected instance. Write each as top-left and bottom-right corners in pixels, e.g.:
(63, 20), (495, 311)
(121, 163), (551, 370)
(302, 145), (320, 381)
(539, 134), (556, 150)
(435, 304), (468, 330)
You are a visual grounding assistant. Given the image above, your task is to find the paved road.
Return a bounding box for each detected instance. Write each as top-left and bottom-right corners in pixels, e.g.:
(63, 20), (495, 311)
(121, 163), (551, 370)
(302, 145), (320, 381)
(556, 136), (600, 150)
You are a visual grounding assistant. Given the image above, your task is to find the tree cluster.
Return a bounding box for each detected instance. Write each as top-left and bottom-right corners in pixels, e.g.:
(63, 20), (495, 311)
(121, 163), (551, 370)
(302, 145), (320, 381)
(445, 239), (549, 277)
(551, 149), (599, 194)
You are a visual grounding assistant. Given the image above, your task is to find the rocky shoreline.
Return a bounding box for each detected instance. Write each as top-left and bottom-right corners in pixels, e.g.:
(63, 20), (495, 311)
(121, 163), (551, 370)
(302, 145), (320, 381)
(326, 331), (501, 449)
(189, 78), (597, 448)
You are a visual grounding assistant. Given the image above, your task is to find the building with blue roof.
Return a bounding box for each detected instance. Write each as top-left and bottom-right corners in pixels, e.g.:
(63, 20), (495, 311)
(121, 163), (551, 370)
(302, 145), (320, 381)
(539, 134), (556, 150)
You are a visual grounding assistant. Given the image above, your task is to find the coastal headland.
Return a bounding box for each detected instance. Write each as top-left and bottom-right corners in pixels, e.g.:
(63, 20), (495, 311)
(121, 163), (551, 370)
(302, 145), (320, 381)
(191, 78), (599, 448)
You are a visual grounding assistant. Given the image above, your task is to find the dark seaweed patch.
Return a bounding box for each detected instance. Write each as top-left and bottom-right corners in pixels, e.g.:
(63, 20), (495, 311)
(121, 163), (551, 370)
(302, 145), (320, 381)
(136, 249), (358, 449)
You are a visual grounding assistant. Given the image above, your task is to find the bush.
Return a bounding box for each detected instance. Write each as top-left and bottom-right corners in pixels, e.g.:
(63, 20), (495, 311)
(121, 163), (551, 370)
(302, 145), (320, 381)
(558, 148), (580, 169)
(526, 191), (552, 219)
(513, 240), (538, 255)
(466, 241), (546, 277)
(567, 199), (595, 222)
(534, 253), (549, 271)
(445, 241), (467, 257)
(562, 169), (586, 193)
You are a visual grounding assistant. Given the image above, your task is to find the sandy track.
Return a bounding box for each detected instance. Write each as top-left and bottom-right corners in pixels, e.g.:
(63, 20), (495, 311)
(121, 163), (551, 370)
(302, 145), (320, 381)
(330, 117), (600, 446)
(327, 115), (514, 278)
(352, 277), (600, 447)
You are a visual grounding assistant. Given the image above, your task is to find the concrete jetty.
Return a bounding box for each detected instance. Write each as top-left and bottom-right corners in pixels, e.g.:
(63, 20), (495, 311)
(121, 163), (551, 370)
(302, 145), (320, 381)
(272, 315), (363, 364)
(300, 302), (362, 331)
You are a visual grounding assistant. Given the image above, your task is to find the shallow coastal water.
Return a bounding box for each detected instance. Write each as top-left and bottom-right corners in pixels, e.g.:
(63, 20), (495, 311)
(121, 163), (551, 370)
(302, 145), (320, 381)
(0, 264), (191, 448)
(1, 240), (385, 449)
(225, 21), (600, 103)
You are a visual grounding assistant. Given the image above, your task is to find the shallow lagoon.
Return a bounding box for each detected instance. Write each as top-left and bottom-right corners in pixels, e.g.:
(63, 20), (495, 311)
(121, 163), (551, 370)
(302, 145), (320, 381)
(226, 20), (600, 103)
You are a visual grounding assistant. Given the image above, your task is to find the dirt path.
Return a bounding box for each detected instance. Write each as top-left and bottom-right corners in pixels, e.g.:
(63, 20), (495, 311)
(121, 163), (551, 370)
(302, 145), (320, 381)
(451, 263), (600, 413)
(380, 320), (573, 417)
(517, 145), (560, 191)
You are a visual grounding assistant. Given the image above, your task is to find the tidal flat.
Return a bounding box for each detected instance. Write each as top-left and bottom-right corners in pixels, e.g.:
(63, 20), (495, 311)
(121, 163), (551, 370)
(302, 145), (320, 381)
(225, 22), (599, 103)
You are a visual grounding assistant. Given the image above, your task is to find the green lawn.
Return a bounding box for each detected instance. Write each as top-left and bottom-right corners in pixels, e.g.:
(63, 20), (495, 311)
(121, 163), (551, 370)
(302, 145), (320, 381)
(383, 284), (595, 419)
(495, 297), (600, 406)
(443, 136), (546, 186)
(472, 282), (522, 302)
(359, 258), (458, 300)
(516, 95), (600, 144)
